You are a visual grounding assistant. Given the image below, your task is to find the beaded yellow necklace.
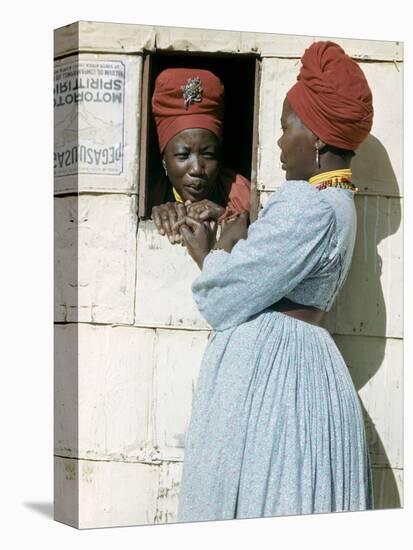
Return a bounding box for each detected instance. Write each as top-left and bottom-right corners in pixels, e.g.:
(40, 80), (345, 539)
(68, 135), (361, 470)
(308, 169), (358, 192)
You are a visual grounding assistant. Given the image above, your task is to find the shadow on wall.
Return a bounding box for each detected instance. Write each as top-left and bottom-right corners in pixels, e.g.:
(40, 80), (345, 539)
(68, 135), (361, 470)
(327, 133), (402, 509)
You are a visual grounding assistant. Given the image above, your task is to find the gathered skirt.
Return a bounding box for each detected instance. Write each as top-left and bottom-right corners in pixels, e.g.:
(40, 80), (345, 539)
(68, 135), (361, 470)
(177, 310), (373, 523)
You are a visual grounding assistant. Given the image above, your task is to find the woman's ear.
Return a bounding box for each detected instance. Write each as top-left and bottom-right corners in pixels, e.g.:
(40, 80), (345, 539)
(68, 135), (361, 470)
(162, 157), (168, 175)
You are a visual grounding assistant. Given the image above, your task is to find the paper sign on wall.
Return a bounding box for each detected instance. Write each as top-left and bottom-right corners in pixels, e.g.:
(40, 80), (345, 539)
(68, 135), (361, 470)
(54, 59), (125, 177)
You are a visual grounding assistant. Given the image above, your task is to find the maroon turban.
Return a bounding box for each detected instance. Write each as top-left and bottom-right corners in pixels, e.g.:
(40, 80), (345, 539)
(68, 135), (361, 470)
(152, 68), (225, 152)
(287, 41), (373, 150)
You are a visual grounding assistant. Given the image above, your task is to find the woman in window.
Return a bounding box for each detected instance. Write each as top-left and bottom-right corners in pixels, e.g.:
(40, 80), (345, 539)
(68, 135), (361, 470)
(150, 68), (251, 244)
(175, 41), (374, 521)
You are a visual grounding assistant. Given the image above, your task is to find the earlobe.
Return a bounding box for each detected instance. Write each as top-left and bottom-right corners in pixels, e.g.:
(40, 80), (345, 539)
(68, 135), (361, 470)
(315, 138), (327, 151)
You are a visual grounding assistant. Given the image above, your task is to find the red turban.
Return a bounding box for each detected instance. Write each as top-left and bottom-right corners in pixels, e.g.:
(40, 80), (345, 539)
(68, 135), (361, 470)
(287, 41), (373, 150)
(152, 68), (225, 152)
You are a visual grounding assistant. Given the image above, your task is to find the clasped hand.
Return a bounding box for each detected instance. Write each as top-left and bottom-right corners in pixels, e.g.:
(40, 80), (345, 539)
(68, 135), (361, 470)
(152, 200), (225, 244)
(172, 211), (249, 269)
(152, 200), (249, 268)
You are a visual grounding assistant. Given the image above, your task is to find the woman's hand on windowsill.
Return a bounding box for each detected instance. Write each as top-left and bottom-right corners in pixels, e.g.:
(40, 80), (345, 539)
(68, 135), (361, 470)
(151, 199), (224, 245)
(151, 202), (187, 244)
(185, 200), (225, 223)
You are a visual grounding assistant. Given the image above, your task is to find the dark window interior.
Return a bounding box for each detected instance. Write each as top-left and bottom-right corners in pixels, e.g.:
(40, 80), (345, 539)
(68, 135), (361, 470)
(139, 52), (258, 218)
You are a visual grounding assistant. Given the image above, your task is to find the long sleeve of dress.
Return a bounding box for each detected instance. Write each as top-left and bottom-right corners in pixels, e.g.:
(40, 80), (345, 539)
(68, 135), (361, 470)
(192, 181), (336, 331)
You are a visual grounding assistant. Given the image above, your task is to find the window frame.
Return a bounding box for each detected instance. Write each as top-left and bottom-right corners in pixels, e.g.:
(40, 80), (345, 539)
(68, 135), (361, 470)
(138, 51), (261, 222)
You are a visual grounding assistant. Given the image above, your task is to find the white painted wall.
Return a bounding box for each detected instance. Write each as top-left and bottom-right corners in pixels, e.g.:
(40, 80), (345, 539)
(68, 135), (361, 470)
(54, 22), (403, 528)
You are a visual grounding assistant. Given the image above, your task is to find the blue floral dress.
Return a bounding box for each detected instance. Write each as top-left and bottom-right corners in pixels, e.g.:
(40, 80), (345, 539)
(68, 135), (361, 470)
(177, 180), (373, 522)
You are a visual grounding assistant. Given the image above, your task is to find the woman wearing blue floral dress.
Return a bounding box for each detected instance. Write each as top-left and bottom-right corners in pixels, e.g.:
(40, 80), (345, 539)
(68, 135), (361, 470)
(174, 41), (374, 522)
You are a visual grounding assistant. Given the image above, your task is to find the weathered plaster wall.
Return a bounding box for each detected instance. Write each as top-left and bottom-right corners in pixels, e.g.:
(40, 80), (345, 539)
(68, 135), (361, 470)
(54, 22), (403, 528)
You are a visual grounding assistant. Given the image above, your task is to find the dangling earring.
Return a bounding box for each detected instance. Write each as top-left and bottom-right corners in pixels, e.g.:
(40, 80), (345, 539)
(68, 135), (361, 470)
(315, 144), (320, 168)
(162, 160), (168, 176)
